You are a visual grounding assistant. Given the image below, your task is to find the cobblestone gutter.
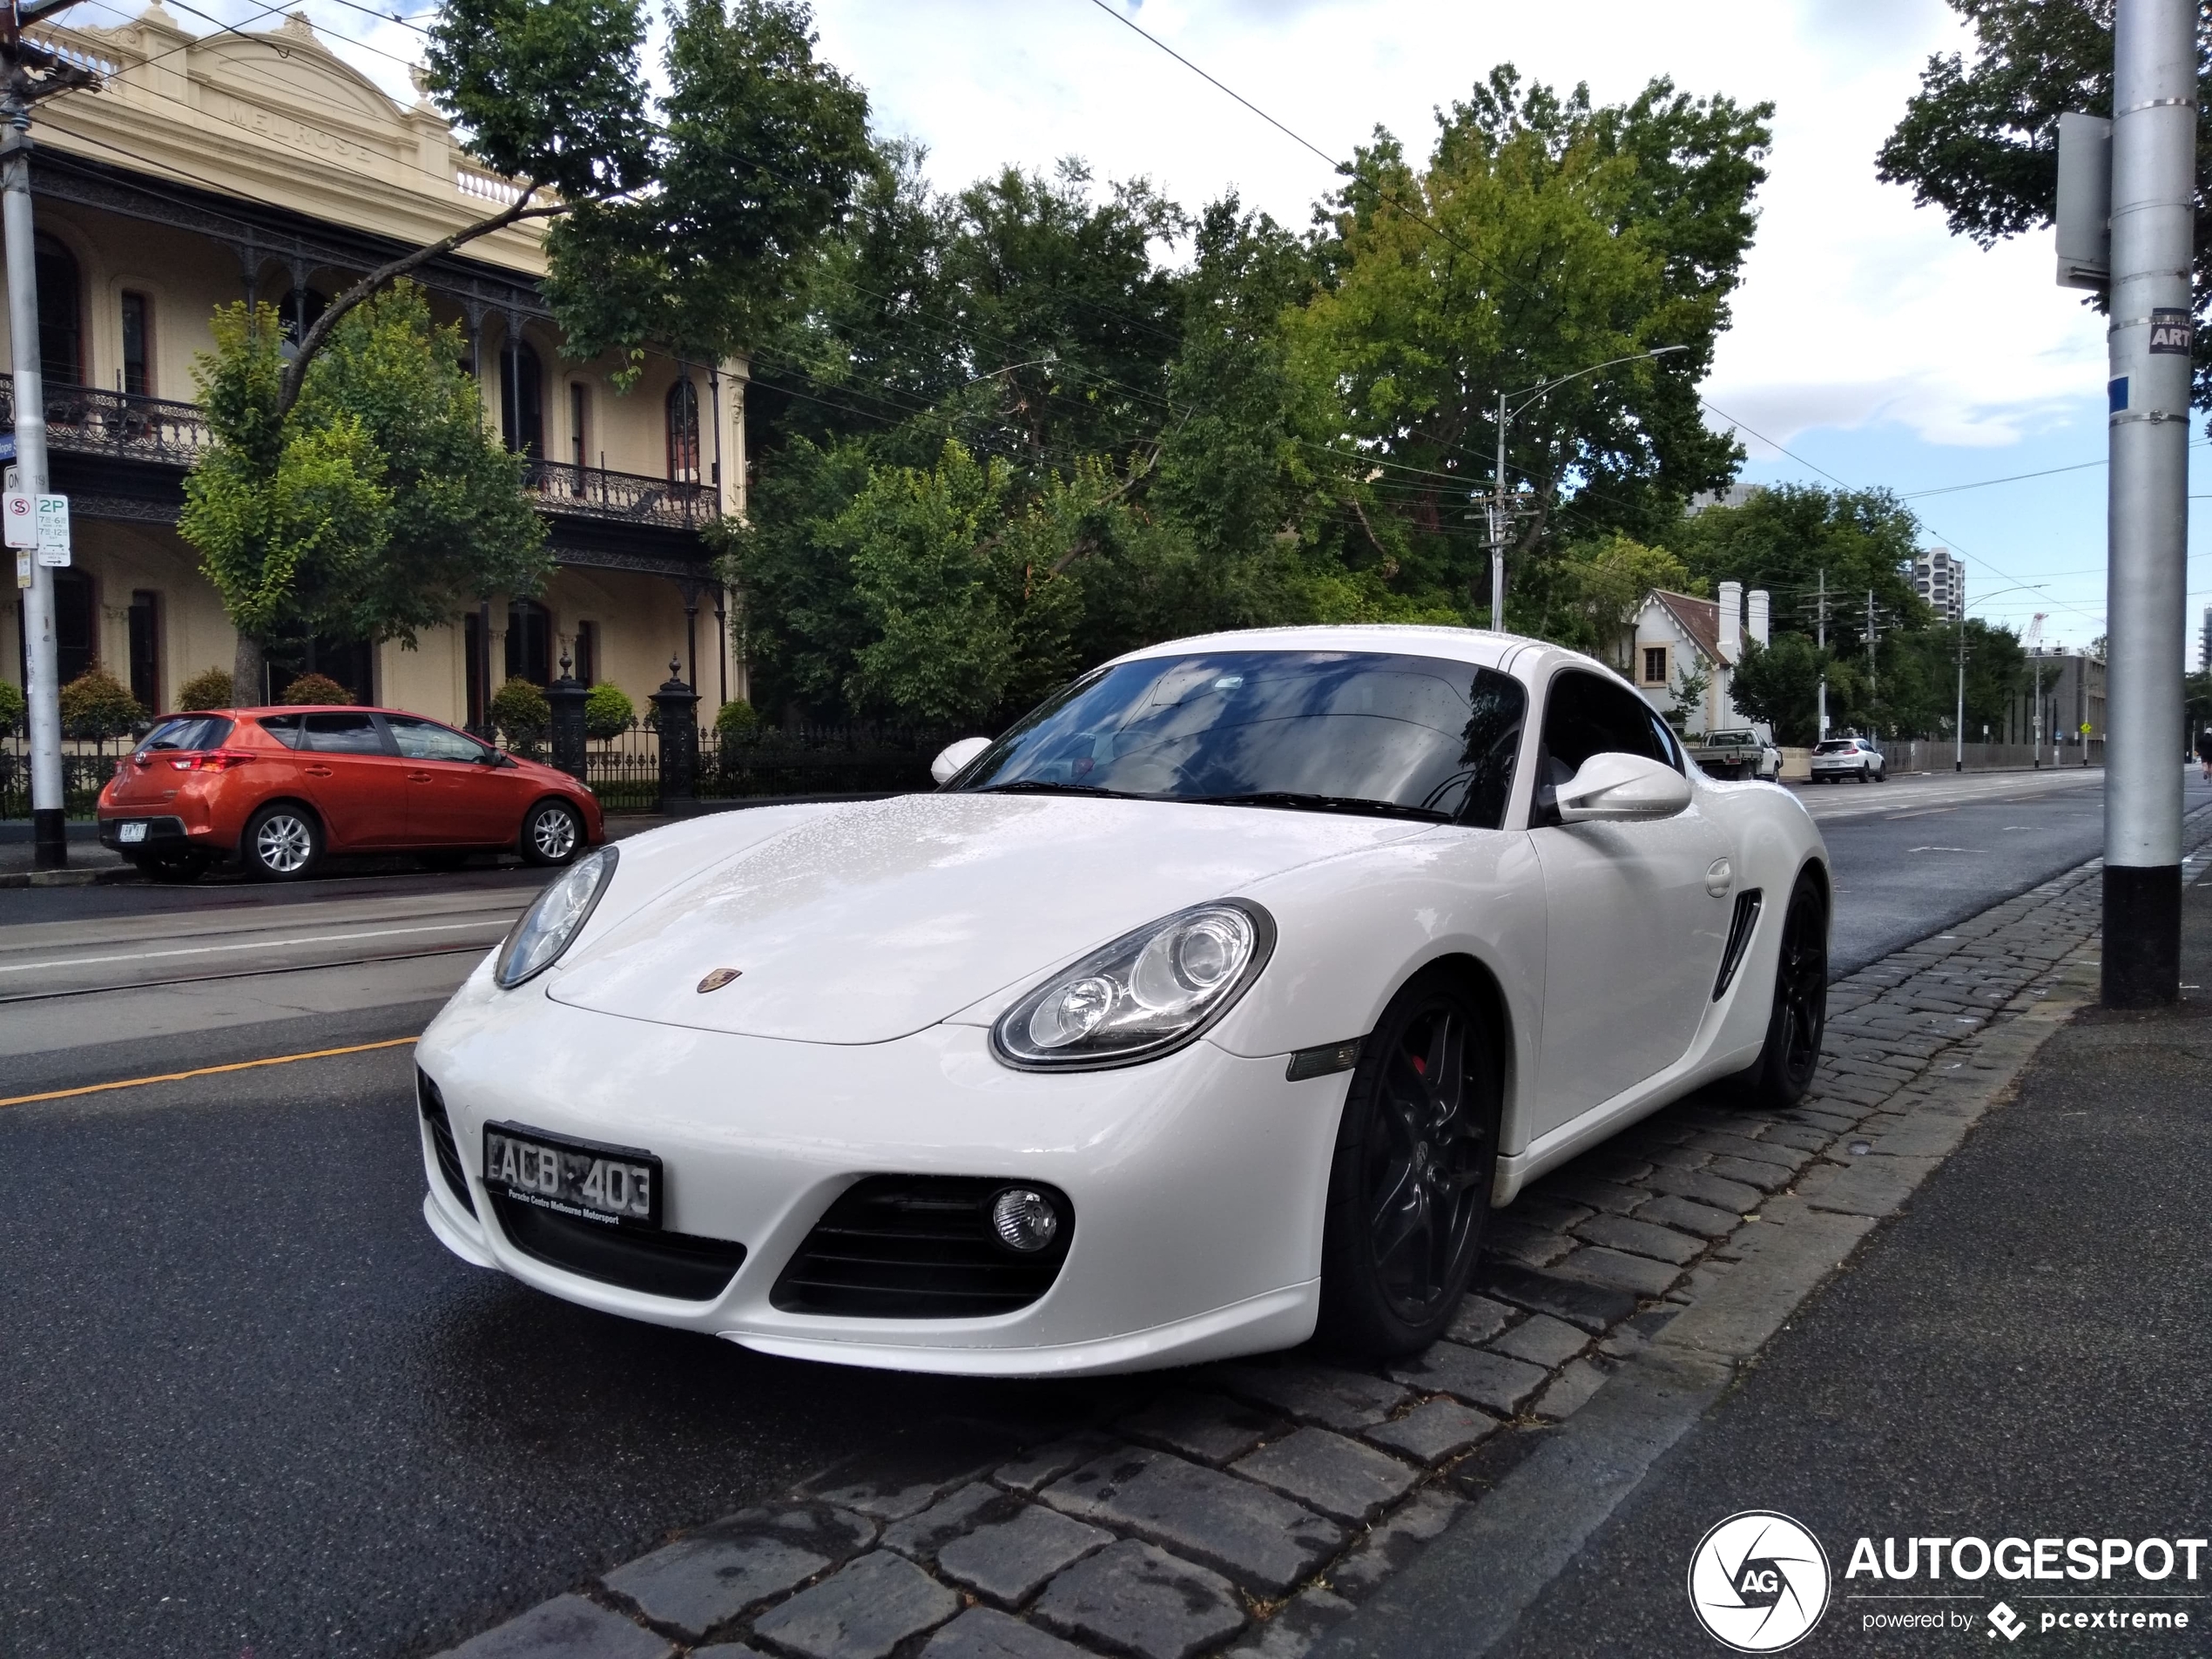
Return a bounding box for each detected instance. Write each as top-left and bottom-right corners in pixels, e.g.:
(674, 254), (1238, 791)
(437, 826), (2207, 1659)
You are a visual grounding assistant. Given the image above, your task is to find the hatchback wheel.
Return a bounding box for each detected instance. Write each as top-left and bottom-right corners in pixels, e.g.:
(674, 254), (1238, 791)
(1318, 969), (1501, 1356)
(242, 803), (321, 881)
(521, 800), (583, 867)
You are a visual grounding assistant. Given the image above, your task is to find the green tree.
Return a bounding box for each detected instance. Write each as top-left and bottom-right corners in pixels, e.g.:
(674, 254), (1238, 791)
(183, 289), (548, 698)
(1671, 484), (1929, 656)
(1290, 68), (1770, 618)
(1875, 2), (2212, 406)
(830, 440), (1082, 723)
(1541, 532), (1696, 661)
(1731, 635), (1834, 746)
(249, 0), (868, 421)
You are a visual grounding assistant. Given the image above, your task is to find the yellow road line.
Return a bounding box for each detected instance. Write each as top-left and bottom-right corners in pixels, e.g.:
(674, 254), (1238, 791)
(0, 1036), (419, 1109)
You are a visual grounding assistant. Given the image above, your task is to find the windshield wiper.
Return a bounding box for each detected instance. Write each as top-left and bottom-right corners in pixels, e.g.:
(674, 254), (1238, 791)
(1188, 791), (1449, 823)
(973, 780), (1143, 799)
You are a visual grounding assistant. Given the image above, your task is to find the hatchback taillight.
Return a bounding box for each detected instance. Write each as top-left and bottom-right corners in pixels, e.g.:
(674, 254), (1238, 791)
(168, 750), (257, 772)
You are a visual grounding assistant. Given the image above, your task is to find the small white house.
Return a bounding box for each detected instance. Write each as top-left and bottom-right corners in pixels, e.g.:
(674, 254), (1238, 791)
(1608, 582), (1772, 739)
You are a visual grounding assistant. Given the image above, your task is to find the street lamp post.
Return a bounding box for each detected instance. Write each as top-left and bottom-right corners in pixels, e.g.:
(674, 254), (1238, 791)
(1485, 346), (1689, 631)
(1956, 584), (2047, 772)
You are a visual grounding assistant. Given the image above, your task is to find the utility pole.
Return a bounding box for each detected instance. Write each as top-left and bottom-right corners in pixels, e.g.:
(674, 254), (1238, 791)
(1865, 589), (1878, 706)
(2101, 0), (2195, 1007)
(1814, 569), (1829, 740)
(1953, 620), (1966, 772)
(2, 15), (96, 871)
(1488, 386), (1505, 631)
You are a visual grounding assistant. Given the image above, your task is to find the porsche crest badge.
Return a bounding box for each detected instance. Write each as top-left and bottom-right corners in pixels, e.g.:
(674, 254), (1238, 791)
(696, 968), (744, 993)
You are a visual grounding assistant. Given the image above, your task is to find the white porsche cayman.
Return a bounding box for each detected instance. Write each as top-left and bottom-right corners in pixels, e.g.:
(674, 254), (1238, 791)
(416, 625), (1829, 1376)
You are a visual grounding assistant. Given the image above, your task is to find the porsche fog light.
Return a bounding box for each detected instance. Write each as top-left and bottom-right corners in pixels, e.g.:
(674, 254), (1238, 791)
(495, 845), (617, 988)
(993, 899), (1276, 1069)
(989, 1187), (1061, 1252)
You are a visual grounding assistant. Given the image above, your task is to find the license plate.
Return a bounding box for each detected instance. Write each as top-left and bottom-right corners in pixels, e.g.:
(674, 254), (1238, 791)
(482, 1122), (661, 1228)
(118, 821), (146, 843)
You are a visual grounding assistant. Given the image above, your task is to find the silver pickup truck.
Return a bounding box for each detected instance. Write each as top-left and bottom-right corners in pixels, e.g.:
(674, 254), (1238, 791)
(1687, 728), (1782, 782)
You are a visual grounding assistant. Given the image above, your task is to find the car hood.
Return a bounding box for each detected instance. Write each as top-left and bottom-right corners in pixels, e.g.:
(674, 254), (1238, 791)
(546, 792), (1431, 1043)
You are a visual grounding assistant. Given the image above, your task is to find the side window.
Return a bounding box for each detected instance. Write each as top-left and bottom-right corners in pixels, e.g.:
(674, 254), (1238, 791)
(388, 713), (490, 764)
(1535, 670), (1680, 814)
(257, 714), (306, 751)
(303, 711), (388, 755)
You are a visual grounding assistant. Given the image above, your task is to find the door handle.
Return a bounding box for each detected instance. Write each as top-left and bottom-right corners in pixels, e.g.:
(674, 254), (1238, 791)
(408, 771), (433, 782)
(305, 765), (334, 778)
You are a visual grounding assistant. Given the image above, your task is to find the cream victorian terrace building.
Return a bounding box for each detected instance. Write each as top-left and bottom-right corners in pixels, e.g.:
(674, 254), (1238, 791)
(0, 3), (747, 731)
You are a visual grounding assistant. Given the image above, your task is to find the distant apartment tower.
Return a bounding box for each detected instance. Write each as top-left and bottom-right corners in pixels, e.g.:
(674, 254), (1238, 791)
(2202, 604), (2211, 672)
(1912, 548), (1965, 622)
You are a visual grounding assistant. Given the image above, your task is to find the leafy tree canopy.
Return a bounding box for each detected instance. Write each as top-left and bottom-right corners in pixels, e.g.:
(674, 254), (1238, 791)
(182, 287), (549, 697)
(1671, 483), (1930, 654)
(1875, 0), (2212, 406)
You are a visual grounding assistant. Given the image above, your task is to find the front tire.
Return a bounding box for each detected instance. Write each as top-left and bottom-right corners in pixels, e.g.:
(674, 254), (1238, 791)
(1318, 969), (1501, 1356)
(241, 803), (321, 881)
(520, 799), (583, 867)
(1731, 874), (1828, 1109)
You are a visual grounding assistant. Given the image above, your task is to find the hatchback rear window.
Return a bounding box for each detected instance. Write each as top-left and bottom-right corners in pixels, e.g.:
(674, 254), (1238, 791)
(1813, 740), (1857, 754)
(137, 715), (233, 754)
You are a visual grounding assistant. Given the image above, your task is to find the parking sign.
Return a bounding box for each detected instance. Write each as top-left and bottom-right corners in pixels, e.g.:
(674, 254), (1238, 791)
(34, 494), (69, 567)
(2, 490), (33, 549)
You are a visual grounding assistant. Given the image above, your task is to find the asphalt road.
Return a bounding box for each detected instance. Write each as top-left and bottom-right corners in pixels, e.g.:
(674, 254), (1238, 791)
(1492, 879), (2212, 1659)
(0, 770), (2188, 1658)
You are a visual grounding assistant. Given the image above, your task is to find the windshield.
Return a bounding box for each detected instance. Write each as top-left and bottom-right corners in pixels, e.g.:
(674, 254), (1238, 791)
(949, 650), (1527, 827)
(137, 715), (233, 754)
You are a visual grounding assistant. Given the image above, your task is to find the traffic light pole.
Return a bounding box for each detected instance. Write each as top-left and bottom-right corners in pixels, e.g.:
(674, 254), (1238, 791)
(2102, 0), (2196, 1007)
(2, 110), (62, 869)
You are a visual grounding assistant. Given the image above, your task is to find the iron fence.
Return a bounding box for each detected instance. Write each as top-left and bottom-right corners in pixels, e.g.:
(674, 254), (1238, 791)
(519, 460), (718, 531)
(0, 374), (213, 469)
(0, 740), (126, 819)
(581, 722), (961, 811)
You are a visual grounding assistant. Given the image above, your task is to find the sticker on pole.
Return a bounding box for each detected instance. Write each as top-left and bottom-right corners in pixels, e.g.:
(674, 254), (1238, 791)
(34, 494), (69, 567)
(2, 490), (33, 549)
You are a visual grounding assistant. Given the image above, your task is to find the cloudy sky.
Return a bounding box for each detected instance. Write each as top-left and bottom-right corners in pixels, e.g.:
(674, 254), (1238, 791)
(156, 0), (2212, 657)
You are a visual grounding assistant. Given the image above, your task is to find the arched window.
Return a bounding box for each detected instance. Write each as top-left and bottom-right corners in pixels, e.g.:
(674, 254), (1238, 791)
(502, 338), (544, 459)
(505, 598), (552, 687)
(33, 233), (81, 388)
(666, 377), (700, 483)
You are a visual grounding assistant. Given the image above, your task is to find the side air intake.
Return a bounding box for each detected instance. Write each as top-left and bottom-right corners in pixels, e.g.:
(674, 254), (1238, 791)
(1713, 889), (1764, 1001)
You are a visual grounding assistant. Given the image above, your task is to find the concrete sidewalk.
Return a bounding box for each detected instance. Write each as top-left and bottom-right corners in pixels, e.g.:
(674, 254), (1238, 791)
(1329, 880), (2212, 1658)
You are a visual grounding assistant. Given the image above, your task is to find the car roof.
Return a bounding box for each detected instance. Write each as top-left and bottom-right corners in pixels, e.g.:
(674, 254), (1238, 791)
(1103, 624), (1631, 691)
(163, 705), (430, 718)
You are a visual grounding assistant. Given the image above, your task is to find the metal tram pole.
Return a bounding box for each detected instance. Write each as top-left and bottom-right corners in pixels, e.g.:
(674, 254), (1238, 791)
(2102, 0), (2197, 1007)
(3, 106), (62, 868)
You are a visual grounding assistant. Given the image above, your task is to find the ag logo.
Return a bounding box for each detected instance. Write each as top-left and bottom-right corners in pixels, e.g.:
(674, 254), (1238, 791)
(1687, 1511), (1831, 1651)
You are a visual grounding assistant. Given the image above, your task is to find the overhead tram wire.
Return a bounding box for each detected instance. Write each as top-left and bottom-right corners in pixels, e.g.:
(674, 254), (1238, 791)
(1076, 0), (2148, 610)
(1696, 395), (2108, 633)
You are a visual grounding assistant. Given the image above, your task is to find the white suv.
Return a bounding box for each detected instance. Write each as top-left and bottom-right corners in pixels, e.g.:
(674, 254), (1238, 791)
(1810, 737), (1887, 783)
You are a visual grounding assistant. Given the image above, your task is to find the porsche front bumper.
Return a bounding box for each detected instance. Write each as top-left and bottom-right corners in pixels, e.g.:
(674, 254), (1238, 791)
(414, 962), (1345, 1376)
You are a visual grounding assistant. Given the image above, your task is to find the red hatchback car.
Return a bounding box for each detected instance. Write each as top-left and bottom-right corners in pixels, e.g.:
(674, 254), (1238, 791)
(97, 705), (604, 880)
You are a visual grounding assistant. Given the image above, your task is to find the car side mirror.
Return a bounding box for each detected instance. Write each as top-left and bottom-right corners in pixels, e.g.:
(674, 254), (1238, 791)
(1554, 752), (1693, 824)
(931, 736), (993, 786)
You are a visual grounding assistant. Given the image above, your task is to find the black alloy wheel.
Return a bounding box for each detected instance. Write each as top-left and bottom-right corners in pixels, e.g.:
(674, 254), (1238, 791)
(1732, 873), (1828, 1108)
(520, 800), (583, 867)
(241, 802), (322, 881)
(1318, 971), (1501, 1355)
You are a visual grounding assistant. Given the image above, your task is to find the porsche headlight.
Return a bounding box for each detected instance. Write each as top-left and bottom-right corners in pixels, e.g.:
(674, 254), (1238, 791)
(993, 899), (1276, 1069)
(495, 845), (617, 988)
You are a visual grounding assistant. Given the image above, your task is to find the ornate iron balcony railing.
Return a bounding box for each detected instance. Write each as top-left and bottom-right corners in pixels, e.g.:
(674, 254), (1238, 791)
(520, 459), (717, 529)
(0, 373), (718, 533)
(0, 374), (214, 466)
